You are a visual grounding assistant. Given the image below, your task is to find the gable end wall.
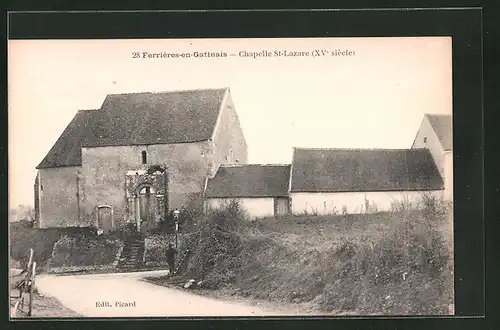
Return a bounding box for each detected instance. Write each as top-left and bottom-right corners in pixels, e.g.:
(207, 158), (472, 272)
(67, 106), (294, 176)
(412, 116), (446, 176)
(210, 91), (248, 177)
(38, 166), (81, 228)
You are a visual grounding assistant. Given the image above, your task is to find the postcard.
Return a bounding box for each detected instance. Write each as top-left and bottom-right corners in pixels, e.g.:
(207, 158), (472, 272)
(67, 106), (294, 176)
(8, 36), (454, 318)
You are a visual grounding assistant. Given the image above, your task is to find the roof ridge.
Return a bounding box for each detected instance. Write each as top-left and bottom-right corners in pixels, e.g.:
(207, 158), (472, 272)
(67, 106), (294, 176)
(105, 87), (229, 97)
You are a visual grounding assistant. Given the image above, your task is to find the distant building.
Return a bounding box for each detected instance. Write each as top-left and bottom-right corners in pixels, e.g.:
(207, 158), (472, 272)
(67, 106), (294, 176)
(412, 114), (453, 201)
(288, 148), (444, 215)
(203, 164), (291, 218)
(37, 92), (452, 225)
(201, 113), (452, 218)
(34, 88), (247, 232)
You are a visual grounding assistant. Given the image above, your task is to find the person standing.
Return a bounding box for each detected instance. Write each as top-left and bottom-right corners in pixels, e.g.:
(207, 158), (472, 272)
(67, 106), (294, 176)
(166, 243), (178, 275)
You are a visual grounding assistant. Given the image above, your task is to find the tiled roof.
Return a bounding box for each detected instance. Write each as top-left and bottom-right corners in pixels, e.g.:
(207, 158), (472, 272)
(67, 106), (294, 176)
(426, 114), (452, 151)
(36, 110), (97, 169)
(204, 165), (291, 198)
(290, 148), (444, 192)
(82, 88), (228, 147)
(37, 88), (228, 168)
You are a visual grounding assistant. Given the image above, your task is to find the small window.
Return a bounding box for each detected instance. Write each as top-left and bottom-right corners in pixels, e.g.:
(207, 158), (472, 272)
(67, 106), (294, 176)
(423, 137), (427, 143)
(141, 151), (147, 164)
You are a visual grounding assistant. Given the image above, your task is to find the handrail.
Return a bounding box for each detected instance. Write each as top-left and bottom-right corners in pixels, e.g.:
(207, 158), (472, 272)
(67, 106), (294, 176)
(174, 248), (191, 274)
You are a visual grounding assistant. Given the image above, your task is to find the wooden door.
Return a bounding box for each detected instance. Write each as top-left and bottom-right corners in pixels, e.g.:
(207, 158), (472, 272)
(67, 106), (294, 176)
(97, 207), (113, 233)
(139, 186), (157, 233)
(275, 198), (289, 216)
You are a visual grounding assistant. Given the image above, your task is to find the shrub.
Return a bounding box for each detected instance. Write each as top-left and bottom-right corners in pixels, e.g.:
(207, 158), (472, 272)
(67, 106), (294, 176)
(179, 201), (247, 288)
(390, 194), (416, 213)
(317, 208), (453, 315)
(206, 199), (247, 229)
(110, 223), (140, 241)
(173, 200), (453, 315)
(144, 233), (191, 266)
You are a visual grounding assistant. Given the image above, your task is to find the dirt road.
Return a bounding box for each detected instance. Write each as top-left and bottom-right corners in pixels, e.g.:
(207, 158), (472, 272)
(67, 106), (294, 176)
(35, 270), (292, 317)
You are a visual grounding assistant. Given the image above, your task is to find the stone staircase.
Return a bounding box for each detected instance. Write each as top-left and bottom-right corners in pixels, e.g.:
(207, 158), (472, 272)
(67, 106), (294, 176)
(118, 236), (145, 270)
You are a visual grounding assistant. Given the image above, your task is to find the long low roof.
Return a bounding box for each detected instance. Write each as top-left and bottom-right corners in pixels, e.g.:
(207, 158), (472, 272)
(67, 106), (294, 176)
(290, 148), (444, 193)
(204, 165), (291, 198)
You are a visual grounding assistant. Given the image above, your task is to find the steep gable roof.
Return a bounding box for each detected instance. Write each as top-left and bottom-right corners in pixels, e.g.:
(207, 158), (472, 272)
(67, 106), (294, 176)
(82, 88), (228, 147)
(426, 114), (452, 151)
(290, 148), (444, 192)
(204, 165), (291, 198)
(36, 110), (97, 169)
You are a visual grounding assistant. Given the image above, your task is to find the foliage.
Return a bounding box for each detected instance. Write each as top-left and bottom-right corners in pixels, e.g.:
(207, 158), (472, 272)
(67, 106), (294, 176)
(50, 235), (122, 267)
(317, 203), (453, 315)
(180, 200), (247, 289)
(144, 233), (191, 266)
(176, 197), (453, 315)
(390, 194), (416, 213)
(10, 224), (95, 269)
(110, 223), (141, 241)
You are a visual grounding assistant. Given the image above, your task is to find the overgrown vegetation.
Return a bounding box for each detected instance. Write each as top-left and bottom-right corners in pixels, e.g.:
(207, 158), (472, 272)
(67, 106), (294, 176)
(169, 195), (453, 315)
(181, 200), (246, 289)
(50, 234), (122, 267)
(10, 221), (97, 270)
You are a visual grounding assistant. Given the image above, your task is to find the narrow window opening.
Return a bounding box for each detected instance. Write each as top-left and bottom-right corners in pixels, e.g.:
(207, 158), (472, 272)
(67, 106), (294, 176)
(423, 137), (427, 143)
(141, 151), (147, 164)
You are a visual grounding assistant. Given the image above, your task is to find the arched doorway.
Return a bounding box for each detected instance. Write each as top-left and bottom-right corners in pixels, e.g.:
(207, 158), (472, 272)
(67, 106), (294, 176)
(139, 185), (156, 222)
(135, 184), (158, 234)
(96, 205), (113, 234)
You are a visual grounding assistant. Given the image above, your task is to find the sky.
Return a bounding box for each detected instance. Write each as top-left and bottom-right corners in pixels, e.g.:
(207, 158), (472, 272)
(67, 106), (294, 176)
(8, 37), (452, 208)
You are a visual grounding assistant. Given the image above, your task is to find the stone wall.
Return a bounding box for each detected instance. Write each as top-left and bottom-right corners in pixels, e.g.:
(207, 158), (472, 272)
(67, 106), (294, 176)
(38, 166), (81, 228)
(79, 141), (214, 229)
(211, 90), (248, 177)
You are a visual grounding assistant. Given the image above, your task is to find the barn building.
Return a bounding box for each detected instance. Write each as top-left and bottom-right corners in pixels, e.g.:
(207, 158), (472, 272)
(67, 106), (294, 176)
(34, 87), (247, 233)
(288, 148), (445, 215)
(203, 164), (291, 218)
(200, 113), (452, 218)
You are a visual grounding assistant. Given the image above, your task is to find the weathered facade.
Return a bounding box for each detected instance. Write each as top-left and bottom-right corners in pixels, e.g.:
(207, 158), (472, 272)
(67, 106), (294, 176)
(35, 88), (247, 231)
(204, 165), (291, 219)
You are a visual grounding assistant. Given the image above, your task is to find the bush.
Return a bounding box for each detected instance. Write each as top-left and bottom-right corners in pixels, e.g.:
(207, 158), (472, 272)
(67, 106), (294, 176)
(110, 223), (140, 242)
(174, 199), (453, 315)
(180, 201), (247, 288)
(206, 199), (247, 229)
(144, 233), (191, 266)
(317, 203), (453, 315)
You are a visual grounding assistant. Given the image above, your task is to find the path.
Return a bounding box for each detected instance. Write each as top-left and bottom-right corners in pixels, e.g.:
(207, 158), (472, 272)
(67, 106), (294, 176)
(36, 270), (292, 317)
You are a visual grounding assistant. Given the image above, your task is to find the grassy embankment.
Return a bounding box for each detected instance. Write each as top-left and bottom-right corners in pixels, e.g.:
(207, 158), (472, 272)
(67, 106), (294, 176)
(147, 197), (453, 316)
